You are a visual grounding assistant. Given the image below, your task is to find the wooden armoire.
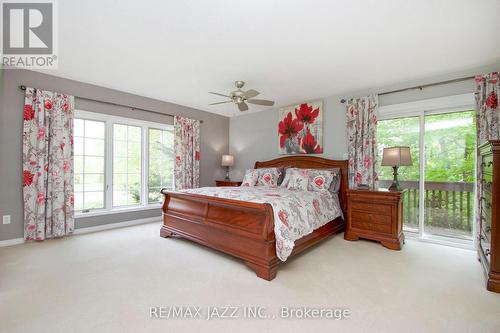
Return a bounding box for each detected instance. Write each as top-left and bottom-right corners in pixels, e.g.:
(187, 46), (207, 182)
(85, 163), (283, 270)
(478, 140), (500, 293)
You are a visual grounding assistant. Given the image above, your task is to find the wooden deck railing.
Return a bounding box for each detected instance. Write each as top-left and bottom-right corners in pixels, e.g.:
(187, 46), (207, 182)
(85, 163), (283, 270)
(379, 180), (474, 231)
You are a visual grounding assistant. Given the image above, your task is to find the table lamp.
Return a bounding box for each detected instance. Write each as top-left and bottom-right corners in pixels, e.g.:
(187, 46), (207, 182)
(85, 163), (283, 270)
(381, 146), (412, 191)
(221, 155), (234, 180)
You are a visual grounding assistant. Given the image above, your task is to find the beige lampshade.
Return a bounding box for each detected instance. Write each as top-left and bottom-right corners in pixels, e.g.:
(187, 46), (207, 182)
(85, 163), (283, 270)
(381, 147), (413, 167)
(221, 155), (234, 167)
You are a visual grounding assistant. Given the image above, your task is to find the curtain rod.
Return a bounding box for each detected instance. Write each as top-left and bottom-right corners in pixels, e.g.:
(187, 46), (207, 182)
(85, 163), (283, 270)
(339, 75), (475, 103)
(18, 85), (204, 123)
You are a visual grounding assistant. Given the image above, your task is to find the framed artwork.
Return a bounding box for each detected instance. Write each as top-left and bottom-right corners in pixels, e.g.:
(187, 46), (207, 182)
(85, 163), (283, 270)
(278, 100), (323, 154)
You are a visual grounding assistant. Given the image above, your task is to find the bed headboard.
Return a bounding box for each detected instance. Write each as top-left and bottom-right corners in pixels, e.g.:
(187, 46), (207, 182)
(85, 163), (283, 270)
(254, 156), (349, 215)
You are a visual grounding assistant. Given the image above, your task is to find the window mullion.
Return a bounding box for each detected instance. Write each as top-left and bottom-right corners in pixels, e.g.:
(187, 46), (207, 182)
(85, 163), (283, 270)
(142, 126), (148, 206)
(418, 113), (425, 238)
(105, 120), (113, 211)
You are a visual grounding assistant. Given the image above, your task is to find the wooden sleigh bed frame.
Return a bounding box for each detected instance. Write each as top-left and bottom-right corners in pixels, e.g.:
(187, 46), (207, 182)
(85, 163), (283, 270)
(160, 156), (348, 281)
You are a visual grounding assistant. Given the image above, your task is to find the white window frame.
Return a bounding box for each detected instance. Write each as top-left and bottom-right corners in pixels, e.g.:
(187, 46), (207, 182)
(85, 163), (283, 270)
(73, 118), (107, 212)
(146, 126), (175, 204)
(377, 93), (476, 250)
(75, 110), (173, 218)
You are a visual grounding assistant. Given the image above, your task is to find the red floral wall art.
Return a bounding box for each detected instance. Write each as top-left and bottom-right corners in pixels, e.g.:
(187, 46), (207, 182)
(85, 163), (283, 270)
(278, 100), (323, 154)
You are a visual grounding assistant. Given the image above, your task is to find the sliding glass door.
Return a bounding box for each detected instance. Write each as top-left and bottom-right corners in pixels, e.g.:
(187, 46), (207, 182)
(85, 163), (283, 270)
(423, 111), (476, 240)
(377, 117), (421, 233)
(377, 110), (476, 241)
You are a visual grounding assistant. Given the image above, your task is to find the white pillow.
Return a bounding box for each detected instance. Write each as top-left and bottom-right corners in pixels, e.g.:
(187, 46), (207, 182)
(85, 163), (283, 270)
(241, 169), (259, 186)
(286, 169), (309, 191)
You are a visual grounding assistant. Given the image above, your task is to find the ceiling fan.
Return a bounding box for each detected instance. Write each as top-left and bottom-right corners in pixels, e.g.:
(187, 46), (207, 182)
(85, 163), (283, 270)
(209, 81), (275, 112)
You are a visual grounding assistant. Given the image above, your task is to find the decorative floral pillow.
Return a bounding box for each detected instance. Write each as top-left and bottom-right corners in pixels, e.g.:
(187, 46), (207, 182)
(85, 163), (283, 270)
(257, 168), (282, 187)
(286, 169), (310, 191)
(308, 169), (334, 192)
(241, 169), (259, 186)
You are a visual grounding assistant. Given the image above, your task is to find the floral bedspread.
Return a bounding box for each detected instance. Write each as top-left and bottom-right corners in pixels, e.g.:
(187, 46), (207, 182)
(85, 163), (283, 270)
(179, 186), (343, 261)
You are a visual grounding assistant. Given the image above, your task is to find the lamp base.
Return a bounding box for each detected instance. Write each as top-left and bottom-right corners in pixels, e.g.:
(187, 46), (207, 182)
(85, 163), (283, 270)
(225, 167), (230, 181)
(388, 166), (401, 191)
(388, 181), (401, 192)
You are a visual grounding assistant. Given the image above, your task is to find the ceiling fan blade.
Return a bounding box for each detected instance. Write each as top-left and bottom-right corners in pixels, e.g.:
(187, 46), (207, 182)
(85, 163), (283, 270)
(209, 101), (232, 105)
(247, 99), (275, 106)
(209, 92), (231, 98)
(238, 102), (249, 112)
(243, 89), (259, 99)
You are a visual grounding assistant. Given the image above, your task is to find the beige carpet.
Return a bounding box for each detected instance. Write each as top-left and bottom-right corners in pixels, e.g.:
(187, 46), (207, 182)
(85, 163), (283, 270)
(1, 221), (499, 333)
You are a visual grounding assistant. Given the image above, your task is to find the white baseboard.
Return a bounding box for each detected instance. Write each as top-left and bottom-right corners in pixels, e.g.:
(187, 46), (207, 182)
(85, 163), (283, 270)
(0, 216), (161, 248)
(74, 216), (161, 235)
(0, 237), (25, 247)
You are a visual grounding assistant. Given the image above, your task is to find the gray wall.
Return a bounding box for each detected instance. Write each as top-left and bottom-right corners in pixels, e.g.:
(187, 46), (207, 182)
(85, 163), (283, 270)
(0, 69), (229, 241)
(229, 63), (500, 180)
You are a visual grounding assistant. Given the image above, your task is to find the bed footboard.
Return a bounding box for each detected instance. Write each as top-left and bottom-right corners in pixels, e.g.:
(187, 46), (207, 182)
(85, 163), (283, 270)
(161, 190), (280, 280)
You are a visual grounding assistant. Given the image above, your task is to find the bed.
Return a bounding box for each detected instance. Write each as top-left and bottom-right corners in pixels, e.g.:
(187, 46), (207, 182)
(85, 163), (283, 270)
(160, 156), (348, 280)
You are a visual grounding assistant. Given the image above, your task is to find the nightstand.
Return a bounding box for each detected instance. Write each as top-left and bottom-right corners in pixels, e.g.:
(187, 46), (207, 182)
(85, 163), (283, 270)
(215, 180), (242, 187)
(345, 189), (406, 250)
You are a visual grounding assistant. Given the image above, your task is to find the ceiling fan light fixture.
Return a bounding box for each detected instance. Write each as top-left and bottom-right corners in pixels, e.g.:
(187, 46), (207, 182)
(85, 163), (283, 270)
(208, 81), (275, 112)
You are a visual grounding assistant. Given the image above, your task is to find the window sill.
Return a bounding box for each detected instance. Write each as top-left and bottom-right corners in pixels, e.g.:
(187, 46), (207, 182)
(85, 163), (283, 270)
(75, 204), (162, 219)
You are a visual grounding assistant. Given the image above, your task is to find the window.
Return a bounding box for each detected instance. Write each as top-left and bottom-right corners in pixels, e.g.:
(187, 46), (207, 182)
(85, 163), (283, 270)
(148, 128), (174, 203)
(113, 124), (142, 207)
(377, 117), (421, 233)
(74, 110), (173, 215)
(74, 119), (106, 211)
(378, 112), (476, 240)
(376, 93), (476, 245)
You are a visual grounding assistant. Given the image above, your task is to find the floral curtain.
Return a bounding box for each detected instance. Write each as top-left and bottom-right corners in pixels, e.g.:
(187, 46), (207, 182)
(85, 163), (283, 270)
(474, 72), (499, 243)
(346, 95), (379, 188)
(475, 72), (499, 143)
(174, 116), (200, 190)
(23, 87), (75, 240)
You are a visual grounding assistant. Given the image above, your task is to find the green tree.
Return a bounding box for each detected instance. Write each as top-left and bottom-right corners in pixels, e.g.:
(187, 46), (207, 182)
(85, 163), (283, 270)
(376, 111), (476, 234)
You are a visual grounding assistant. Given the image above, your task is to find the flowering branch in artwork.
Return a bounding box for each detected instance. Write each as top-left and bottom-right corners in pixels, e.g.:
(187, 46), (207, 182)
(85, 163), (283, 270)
(295, 103), (320, 126)
(278, 112), (304, 148)
(301, 128), (323, 154)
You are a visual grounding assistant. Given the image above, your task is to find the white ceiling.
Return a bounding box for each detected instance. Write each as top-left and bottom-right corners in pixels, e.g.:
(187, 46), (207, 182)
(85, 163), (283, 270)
(42, 0), (500, 117)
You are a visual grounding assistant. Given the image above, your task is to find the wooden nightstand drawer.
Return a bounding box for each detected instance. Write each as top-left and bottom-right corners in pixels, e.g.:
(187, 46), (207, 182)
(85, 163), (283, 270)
(351, 220), (392, 234)
(350, 201), (392, 216)
(351, 210), (392, 226)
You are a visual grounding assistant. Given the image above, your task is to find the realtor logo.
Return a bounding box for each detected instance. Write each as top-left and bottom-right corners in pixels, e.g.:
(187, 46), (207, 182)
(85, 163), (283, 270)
(1, 0), (57, 68)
